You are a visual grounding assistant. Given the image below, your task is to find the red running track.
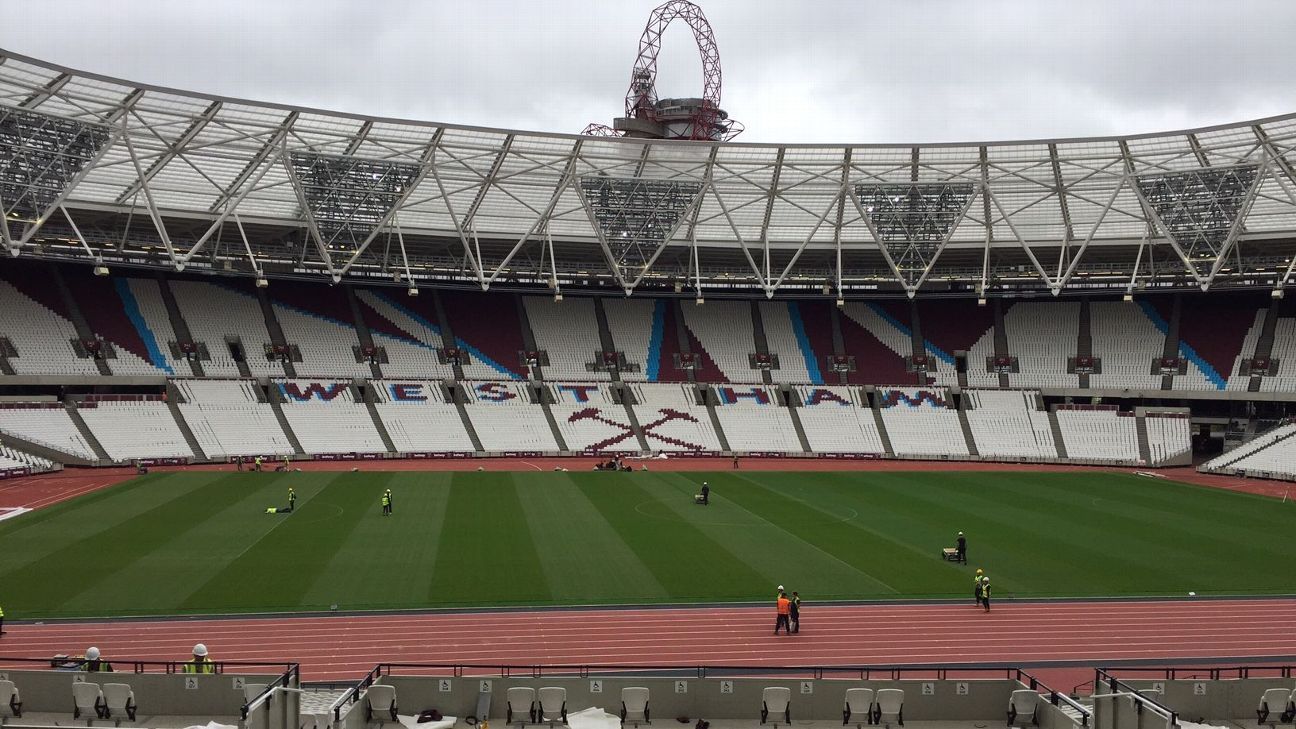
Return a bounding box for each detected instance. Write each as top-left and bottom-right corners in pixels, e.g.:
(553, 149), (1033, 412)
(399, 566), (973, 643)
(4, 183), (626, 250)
(3, 599), (1295, 682)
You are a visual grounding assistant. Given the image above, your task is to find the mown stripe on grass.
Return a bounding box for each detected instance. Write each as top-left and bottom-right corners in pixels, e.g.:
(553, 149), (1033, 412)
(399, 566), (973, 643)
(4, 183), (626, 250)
(298, 473), (455, 610)
(59, 471), (330, 616)
(634, 472), (898, 599)
(720, 472), (961, 597)
(575, 475), (769, 602)
(177, 472), (373, 613)
(426, 473), (551, 606)
(0, 471), (250, 614)
(516, 474), (668, 603)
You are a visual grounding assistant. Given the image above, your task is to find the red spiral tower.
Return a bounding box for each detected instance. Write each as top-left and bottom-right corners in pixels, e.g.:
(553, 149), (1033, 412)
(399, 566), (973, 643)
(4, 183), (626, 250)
(582, 0), (741, 141)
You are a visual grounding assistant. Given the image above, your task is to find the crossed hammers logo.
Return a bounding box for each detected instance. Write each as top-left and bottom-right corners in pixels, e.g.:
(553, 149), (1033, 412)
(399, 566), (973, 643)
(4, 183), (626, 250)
(568, 407), (705, 451)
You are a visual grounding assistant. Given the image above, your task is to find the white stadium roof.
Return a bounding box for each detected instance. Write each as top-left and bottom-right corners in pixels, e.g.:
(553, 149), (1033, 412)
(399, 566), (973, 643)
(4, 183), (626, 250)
(3, 47), (1296, 299)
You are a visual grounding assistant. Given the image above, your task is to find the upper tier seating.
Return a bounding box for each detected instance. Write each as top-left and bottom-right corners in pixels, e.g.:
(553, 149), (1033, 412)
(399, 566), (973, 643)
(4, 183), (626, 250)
(549, 384), (641, 453)
(795, 385), (886, 454)
(169, 280), (282, 376)
(372, 380), (475, 453)
(1259, 317), (1296, 393)
(964, 389), (1057, 459)
(274, 380), (387, 454)
(712, 385), (802, 452)
(271, 303), (370, 378)
(174, 379), (294, 458)
(354, 290), (460, 380)
(603, 297), (655, 381)
(840, 303), (918, 385)
(524, 296), (607, 381)
(0, 280), (100, 375)
(77, 402), (194, 461)
(1003, 302), (1078, 388)
(917, 299), (997, 388)
(1171, 294), (1266, 391)
(682, 300), (758, 383)
(1144, 413), (1191, 465)
(758, 302), (817, 384)
(115, 277), (187, 375)
(878, 388), (969, 457)
(629, 383), (723, 452)
(0, 405), (97, 459)
(1088, 301), (1164, 391)
(1055, 408), (1139, 463)
(463, 381), (560, 452)
(57, 268), (171, 376)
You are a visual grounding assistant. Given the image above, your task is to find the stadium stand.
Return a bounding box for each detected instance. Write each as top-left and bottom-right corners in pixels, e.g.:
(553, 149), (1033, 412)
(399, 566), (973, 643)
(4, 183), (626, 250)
(524, 296), (608, 381)
(1259, 304), (1296, 392)
(0, 279), (101, 375)
(174, 379), (295, 458)
(712, 385), (802, 452)
(918, 299), (996, 388)
(0, 404), (98, 460)
(1150, 294), (1263, 391)
(1144, 413), (1192, 465)
(274, 380), (388, 454)
(840, 302), (916, 385)
(602, 297), (655, 381)
(463, 381), (560, 452)
(77, 400), (195, 461)
(118, 277), (191, 375)
(1201, 422), (1296, 477)
(878, 388), (970, 457)
(629, 383), (723, 451)
(372, 380), (475, 453)
(1087, 300), (1164, 390)
(759, 301), (819, 384)
(61, 267), (172, 375)
(1055, 407), (1140, 463)
(169, 280), (283, 377)
(681, 300), (758, 383)
(439, 290), (529, 380)
(795, 386), (887, 454)
(1003, 302), (1078, 389)
(0, 443), (54, 472)
(354, 290), (458, 380)
(548, 383), (641, 453)
(964, 389), (1057, 459)
(266, 282), (371, 378)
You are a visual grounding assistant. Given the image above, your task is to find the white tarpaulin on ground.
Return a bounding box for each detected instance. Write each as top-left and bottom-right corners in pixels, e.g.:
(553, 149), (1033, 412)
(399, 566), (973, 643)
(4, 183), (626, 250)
(567, 707), (621, 729)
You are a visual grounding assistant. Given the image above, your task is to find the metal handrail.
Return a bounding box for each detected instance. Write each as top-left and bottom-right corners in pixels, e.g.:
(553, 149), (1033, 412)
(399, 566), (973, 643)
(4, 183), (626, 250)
(1094, 668), (1178, 725)
(330, 664), (384, 725)
(1017, 669), (1092, 726)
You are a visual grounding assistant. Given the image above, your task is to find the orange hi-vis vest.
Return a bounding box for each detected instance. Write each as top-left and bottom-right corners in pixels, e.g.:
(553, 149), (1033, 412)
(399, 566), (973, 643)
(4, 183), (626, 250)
(777, 596), (791, 615)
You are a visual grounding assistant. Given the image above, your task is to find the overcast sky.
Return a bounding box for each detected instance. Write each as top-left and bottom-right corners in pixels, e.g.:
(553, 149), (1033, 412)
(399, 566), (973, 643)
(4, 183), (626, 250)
(2, 0), (1293, 144)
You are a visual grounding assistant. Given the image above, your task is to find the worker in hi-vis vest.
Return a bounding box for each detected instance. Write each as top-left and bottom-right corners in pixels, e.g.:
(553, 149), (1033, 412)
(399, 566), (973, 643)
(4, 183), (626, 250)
(182, 643), (215, 674)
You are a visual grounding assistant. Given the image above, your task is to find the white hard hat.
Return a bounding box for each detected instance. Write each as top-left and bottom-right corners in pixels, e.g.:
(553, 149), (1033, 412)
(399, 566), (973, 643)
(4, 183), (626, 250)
(86, 647), (100, 661)
(193, 643), (208, 657)
(777, 585), (784, 591)
(958, 531), (964, 536)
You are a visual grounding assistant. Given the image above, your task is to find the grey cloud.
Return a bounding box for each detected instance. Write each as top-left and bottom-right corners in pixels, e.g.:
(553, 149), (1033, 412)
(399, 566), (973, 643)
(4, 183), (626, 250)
(1, 0), (1292, 143)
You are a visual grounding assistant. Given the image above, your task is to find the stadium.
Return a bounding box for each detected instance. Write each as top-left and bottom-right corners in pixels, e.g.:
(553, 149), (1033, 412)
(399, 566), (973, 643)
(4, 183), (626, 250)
(0, 3), (1295, 729)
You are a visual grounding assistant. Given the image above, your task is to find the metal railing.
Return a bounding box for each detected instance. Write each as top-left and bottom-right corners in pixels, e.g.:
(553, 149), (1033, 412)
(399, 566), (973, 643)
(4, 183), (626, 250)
(327, 662), (1090, 724)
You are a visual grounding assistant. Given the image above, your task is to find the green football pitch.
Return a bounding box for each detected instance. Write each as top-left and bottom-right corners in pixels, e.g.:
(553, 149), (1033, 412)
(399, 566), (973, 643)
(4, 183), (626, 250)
(0, 469), (1289, 618)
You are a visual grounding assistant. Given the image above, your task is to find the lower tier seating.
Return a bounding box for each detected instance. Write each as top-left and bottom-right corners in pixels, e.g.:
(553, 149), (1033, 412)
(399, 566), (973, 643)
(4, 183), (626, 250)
(0, 406), (98, 460)
(179, 403), (295, 458)
(1055, 409), (1140, 463)
(77, 402), (194, 461)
